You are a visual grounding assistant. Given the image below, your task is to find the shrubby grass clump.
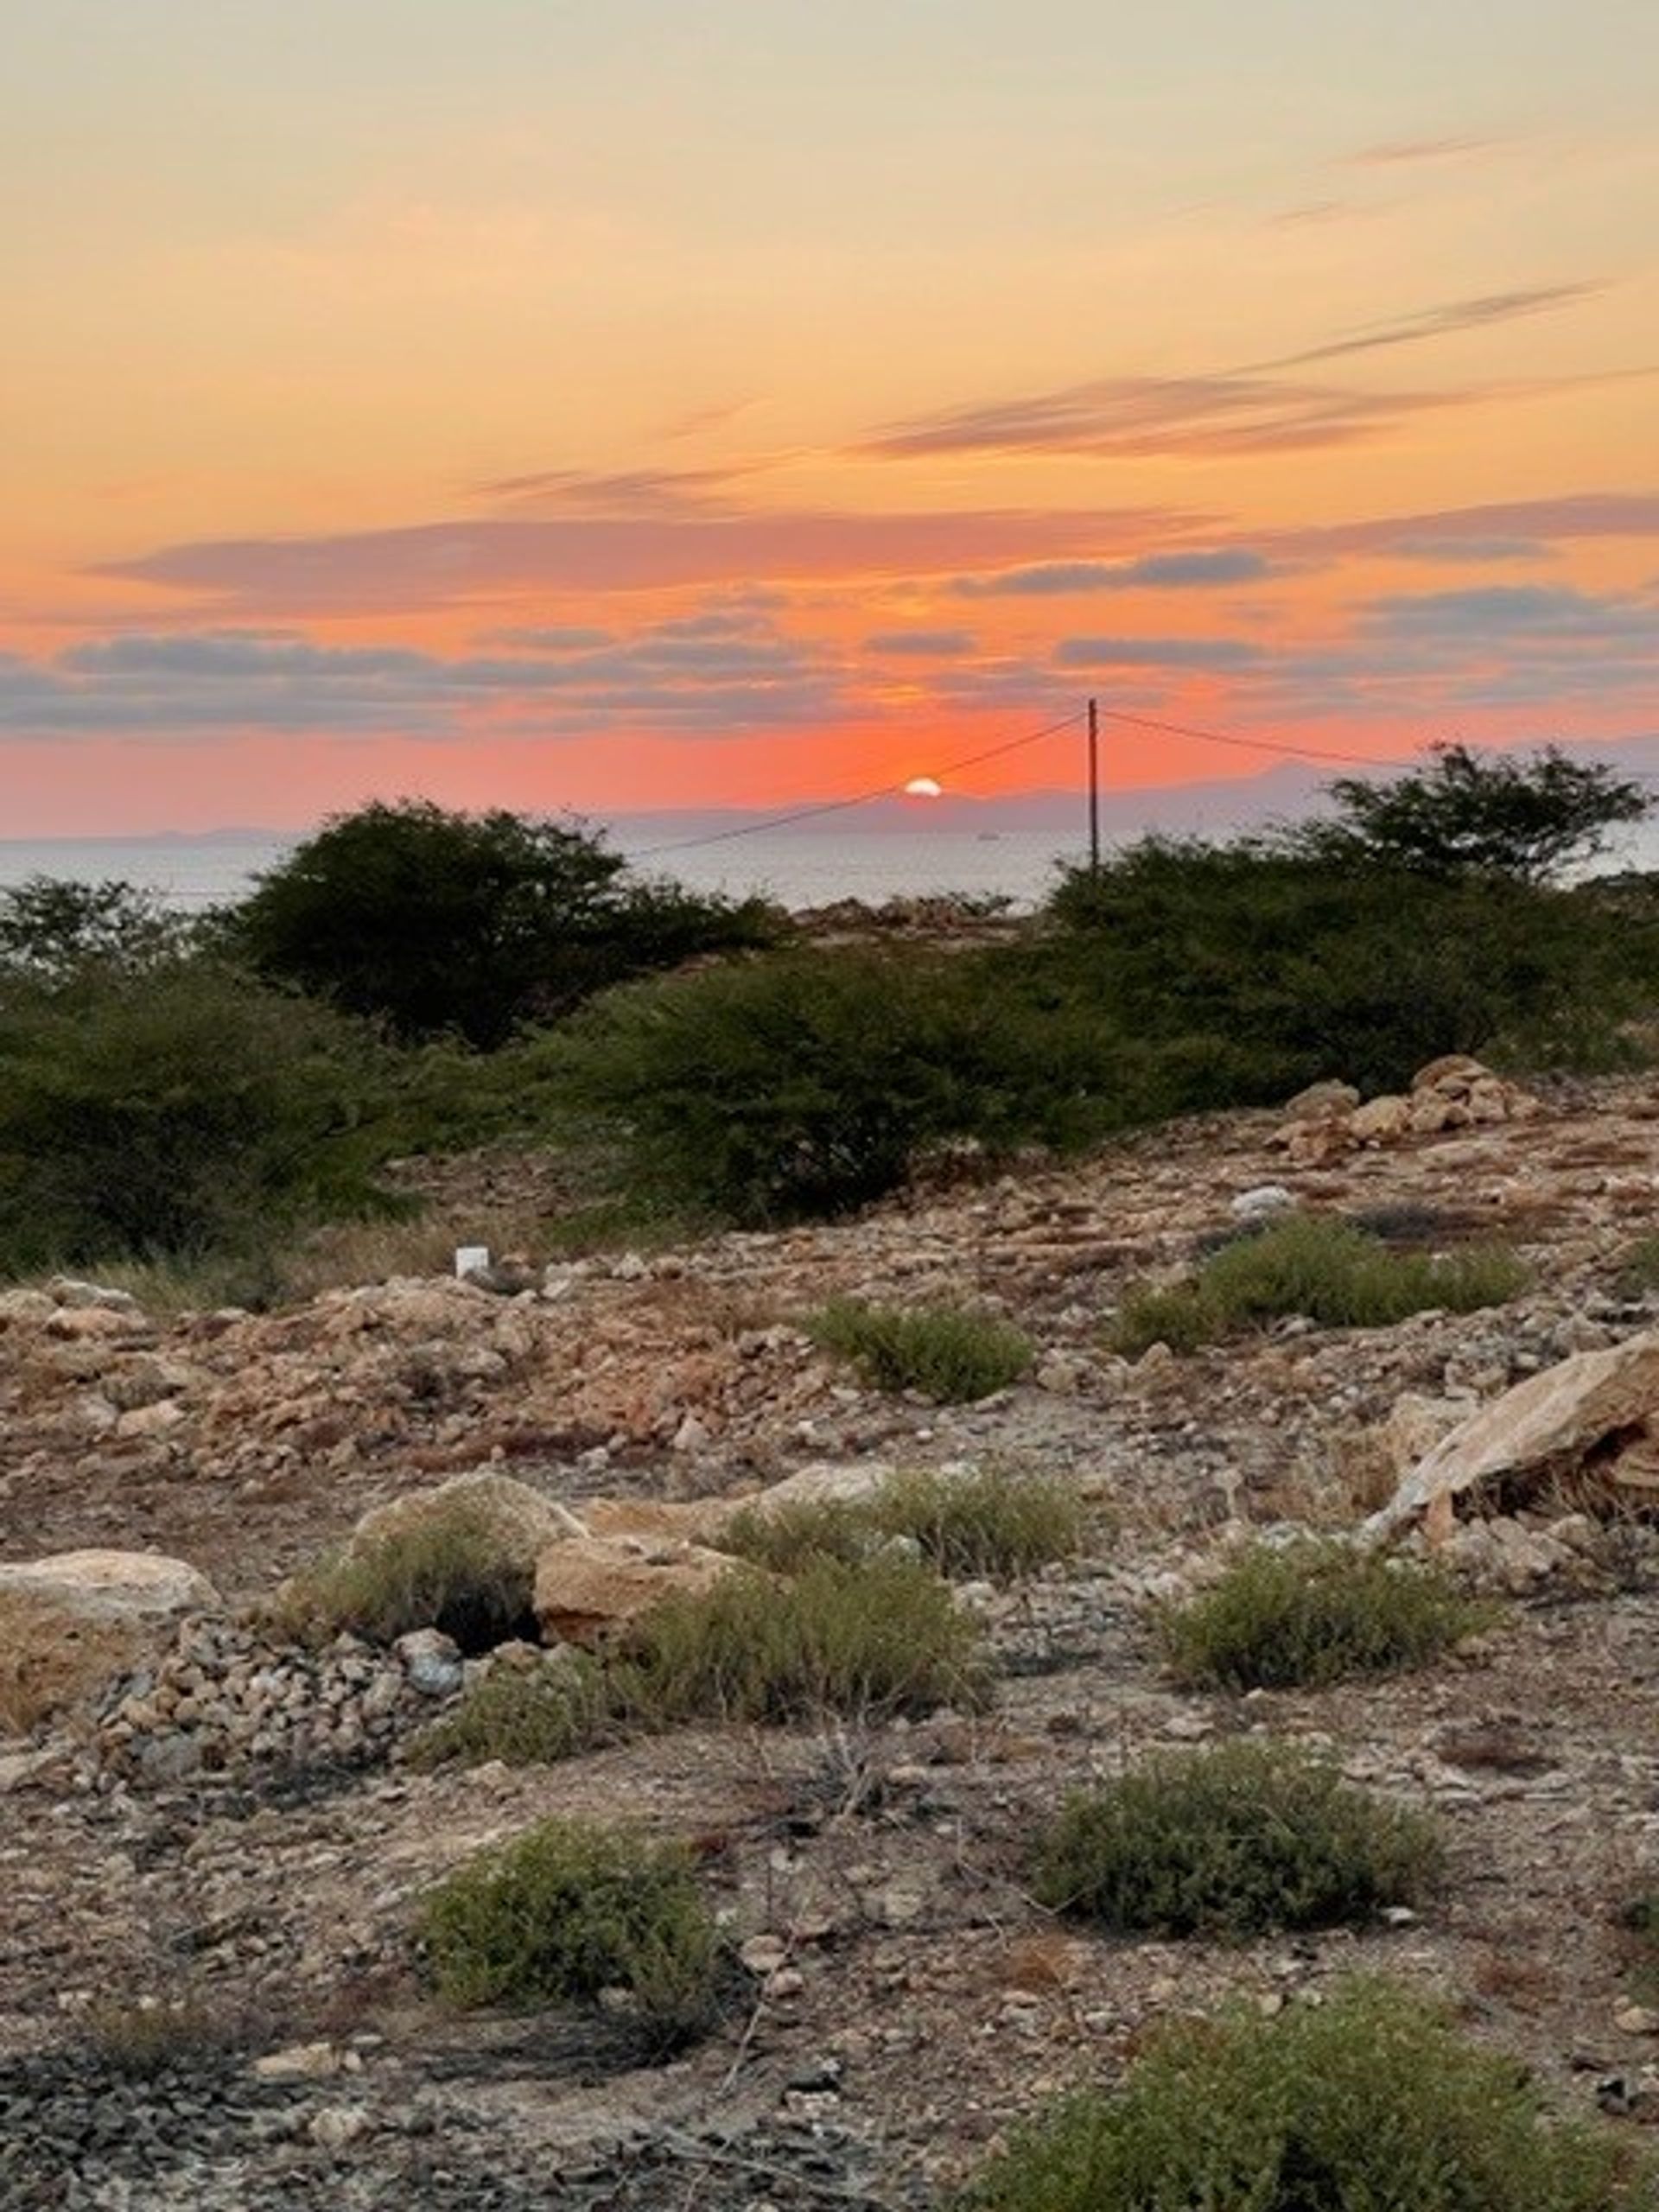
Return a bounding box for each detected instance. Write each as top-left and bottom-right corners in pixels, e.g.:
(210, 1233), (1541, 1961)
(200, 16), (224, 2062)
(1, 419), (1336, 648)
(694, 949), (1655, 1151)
(1158, 1539), (1491, 1692)
(413, 1553), (988, 1768)
(806, 1298), (1033, 1402)
(960, 1976), (1644, 2212)
(724, 1465), (1084, 1581)
(418, 1817), (720, 2046)
(1031, 1740), (1440, 1940)
(1110, 1212), (1526, 1356)
(273, 1506), (536, 1652)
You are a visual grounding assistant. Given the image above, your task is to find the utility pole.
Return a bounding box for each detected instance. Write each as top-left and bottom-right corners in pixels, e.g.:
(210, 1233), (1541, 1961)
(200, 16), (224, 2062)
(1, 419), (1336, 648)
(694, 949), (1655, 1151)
(1088, 696), (1101, 873)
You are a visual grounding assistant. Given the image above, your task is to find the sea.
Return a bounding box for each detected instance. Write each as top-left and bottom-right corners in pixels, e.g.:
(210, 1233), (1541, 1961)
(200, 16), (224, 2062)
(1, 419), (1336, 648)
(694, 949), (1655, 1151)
(0, 826), (1093, 914)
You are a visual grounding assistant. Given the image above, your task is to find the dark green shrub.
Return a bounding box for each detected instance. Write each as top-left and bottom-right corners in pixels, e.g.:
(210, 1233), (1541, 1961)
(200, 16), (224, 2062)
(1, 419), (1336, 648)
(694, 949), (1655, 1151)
(636, 1554), (990, 1726)
(960, 1977), (1643, 2212)
(1045, 836), (1639, 1095)
(1110, 1212), (1526, 1355)
(1158, 1540), (1493, 1691)
(724, 1467), (1084, 1581)
(417, 1818), (720, 2044)
(231, 799), (780, 1047)
(807, 1298), (1033, 1402)
(1031, 1740), (1440, 1939)
(0, 960), (393, 1272)
(410, 1652), (624, 1768)
(1616, 1236), (1659, 1297)
(415, 1554), (989, 1766)
(540, 944), (1126, 1226)
(274, 1506), (537, 1652)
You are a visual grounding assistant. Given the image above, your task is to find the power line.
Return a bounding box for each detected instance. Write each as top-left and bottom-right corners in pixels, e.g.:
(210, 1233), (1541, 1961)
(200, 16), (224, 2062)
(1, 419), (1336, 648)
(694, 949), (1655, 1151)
(1094, 704), (1425, 772)
(624, 708), (1086, 858)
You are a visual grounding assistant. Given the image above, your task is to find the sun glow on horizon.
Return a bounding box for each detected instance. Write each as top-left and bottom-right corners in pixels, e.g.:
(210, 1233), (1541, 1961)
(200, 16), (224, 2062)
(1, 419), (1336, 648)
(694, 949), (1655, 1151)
(903, 777), (944, 798)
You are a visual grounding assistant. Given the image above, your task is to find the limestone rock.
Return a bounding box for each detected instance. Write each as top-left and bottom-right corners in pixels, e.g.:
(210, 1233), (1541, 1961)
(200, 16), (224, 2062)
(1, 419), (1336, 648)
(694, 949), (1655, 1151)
(1350, 1095), (1411, 1145)
(1281, 1080), (1361, 1121)
(0, 1549), (220, 1732)
(1366, 1327), (1659, 1541)
(347, 1470), (588, 1574)
(532, 1535), (741, 1647)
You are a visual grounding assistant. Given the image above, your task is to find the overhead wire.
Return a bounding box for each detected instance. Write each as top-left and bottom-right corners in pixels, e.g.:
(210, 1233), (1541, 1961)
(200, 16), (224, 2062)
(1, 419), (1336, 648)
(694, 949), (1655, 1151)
(623, 707), (1086, 858)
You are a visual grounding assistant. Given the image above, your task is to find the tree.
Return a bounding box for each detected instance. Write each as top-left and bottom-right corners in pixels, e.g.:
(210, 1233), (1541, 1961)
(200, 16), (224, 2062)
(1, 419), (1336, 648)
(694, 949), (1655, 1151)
(229, 800), (781, 1048)
(0, 875), (193, 980)
(1297, 742), (1651, 884)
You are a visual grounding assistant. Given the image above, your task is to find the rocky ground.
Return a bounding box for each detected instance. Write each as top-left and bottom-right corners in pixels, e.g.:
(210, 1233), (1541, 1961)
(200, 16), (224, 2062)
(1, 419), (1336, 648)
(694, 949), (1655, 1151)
(7, 1067), (1659, 2206)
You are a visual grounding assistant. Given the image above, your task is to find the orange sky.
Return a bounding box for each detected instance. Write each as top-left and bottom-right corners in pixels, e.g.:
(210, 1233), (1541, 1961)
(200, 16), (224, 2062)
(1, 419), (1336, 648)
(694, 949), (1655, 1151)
(4, 3), (1657, 832)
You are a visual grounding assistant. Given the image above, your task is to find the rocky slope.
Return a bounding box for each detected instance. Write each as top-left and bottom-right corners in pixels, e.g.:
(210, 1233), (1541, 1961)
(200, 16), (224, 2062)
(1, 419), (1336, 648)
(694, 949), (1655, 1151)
(6, 1067), (1659, 2207)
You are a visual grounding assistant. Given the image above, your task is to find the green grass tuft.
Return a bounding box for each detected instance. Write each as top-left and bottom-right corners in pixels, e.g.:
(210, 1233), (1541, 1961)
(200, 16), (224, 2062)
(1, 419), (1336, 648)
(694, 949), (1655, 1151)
(417, 1817), (720, 2047)
(1111, 1211), (1526, 1356)
(412, 1553), (988, 1768)
(1031, 1740), (1440, 1940)
(959, 1976), (1645, 2212)
(1158, 1539), (1492, 1692)
(272, 1505), (535, 1652)
(723, 1465), (1084, 1582)
(805, 1298), (1033, 1402)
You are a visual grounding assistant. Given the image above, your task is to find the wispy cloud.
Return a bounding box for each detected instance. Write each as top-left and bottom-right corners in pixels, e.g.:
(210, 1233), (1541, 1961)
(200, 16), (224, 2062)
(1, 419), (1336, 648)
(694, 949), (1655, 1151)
(1254, 283), (1605, 372)
(863, 629), (976, 657)
(1053, 635), (1265, 671)
(955, 550), (1272, 597)
(92, 506), (1201, 614)
(861, 374), (1471, 462)
(0, 611), (859, 741)
(1344, 135), (1510, 168)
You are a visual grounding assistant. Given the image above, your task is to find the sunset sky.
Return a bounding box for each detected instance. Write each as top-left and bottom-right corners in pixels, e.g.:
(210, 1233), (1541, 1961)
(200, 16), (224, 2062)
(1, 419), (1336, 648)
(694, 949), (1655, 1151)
(5, 1), (1657, 832)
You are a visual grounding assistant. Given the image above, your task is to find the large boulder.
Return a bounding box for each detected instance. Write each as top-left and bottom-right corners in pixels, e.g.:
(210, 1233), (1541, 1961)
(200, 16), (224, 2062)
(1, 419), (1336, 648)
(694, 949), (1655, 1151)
(0, 1550), (220, 1733)
(346, 1469), (587, 1572)
(532, 1535), (741, 1648)
(1366, 1328), (1659, 1542)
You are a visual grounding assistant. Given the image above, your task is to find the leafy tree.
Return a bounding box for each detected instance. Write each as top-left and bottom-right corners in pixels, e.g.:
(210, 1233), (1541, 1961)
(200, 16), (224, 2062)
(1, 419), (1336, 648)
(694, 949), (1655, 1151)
(1294, 741), (1651, 883)
(231, 799), (781, 1048)
(0, 875), (193, 980)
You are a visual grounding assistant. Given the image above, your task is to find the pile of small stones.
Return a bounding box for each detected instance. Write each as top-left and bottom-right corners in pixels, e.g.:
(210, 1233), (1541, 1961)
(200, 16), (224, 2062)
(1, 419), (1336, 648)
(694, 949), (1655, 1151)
(0, 2044), (919, 2212)
(87, 1618), (465, 1789)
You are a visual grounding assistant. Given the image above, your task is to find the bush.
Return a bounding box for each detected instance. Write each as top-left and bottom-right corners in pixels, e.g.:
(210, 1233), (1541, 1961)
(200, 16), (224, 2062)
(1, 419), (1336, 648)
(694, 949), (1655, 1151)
(807, 1299), (1033, 1402)
(417, 1818), (720, 2045)
(415, 1554), (989, 1766)
(0, 959), (394, 1273)
(1045, 836), (1640, 1096)
(1110, 1212), (1525, 1355)
(635, 1554), (989, 1727)
(1158, 1540), (1490, 1692)
(231, 799), (779, 1047)
(1031, 1740), (1440, 1939)
(541, 944), (1125, 1226)
(960, 1977), (1643, 2212)
(724, 1466), (1084, 1581)
(275, 1506), (537, 1652)
(410, 1651), (625, 1769)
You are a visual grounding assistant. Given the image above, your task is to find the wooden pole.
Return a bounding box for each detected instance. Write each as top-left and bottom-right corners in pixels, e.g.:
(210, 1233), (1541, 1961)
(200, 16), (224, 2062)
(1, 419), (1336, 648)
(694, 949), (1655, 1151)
(1088, 696), (1100, 872)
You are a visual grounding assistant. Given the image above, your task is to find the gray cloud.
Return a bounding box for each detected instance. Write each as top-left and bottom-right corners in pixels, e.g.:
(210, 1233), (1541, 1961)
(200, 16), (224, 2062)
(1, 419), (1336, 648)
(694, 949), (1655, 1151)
(1344, 135), (1509, 167)
(955, 549), (1273, 596)
(0, 613), (858, 741)
(863, 630), (976, 657)
(1360, 582), (1659, 641)
(92, 506), (1197, 615)
(1053, 635), (1266, 671)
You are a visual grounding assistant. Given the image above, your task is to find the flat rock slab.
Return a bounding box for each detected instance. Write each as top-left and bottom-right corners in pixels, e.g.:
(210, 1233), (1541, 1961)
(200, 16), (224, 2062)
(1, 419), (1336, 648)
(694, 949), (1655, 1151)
(1367, 1327), (1659, 1541)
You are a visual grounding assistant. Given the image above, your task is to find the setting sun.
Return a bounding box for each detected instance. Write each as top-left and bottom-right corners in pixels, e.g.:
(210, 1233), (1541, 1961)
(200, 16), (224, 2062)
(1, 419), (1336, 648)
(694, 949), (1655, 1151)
(903, 778), (944, 798)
